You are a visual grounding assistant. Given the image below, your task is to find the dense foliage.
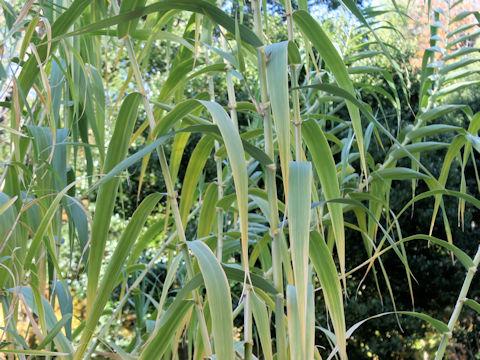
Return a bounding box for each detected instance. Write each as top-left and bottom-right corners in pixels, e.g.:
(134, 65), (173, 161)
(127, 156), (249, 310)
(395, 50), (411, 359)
(1, 0), (479, 359)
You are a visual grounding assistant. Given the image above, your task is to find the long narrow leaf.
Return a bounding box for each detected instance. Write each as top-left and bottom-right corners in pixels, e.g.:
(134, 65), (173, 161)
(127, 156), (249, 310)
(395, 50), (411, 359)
(86, 93), (142, 315)
(310, 231), (346, 360)
(293, 10), (367, 180)
(189, 240), (234, 360)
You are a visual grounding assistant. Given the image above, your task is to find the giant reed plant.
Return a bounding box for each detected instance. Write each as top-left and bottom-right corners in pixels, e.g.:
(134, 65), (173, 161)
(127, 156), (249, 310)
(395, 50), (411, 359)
(0, 0), (479, 359)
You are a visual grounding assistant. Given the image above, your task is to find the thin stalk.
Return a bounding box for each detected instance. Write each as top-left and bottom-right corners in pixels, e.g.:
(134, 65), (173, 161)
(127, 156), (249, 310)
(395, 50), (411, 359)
(221, 32), (239, 129)
(435, 246), (480, 360)
(232, 298), (245, 319)
(285, 0), (302, 161)
(205, 42), (225, 262)
(252, 1), (287, 359)
(218, 27), (250, 359)
(357, 6), (445, 193)
(358, 94), (435, 192)
(120, 34), (213, 356)
(201, 18), (225, 263)
(244, 287), (253, 360)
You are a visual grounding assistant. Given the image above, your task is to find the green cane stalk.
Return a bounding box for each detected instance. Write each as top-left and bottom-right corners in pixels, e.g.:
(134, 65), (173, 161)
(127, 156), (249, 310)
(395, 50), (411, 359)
(202, 19), (225, 263)
(221, 30), (239, 130)
(285, 0), (302, 161)
(285, 2), (311, 353)
(435, 246), (480, 359)
(216, 23), (254, 359)
(252, 1), (288, 359)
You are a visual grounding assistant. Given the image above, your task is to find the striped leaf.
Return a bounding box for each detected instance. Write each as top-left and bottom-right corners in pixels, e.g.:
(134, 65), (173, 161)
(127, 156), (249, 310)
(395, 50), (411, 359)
(293, 10), (367, 180)
(179, 136), (215, 224)
(86, 93), (142, 315)
(189, 240), (234, 360)
(303, 119), (346, 289)
(266, 41), (291, 194)
(198, 101), (250, 281)
(288, 161), (312, 353)
(75, 193), (162, 359)
(61, 1), (262, 47)
(310, 231), (346, 360)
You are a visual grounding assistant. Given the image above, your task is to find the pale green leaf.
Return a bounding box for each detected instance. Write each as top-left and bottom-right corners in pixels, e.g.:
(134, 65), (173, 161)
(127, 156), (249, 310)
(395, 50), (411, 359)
(310, 231), (346, 360)
(189, 240), (234, 360)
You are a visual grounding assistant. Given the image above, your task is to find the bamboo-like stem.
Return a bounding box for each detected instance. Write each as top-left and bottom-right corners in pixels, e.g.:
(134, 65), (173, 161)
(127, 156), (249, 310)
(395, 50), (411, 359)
(216, 24), (252, 358)
(201, 17), (225, 264)
(244, 286), (253, 360)
(357, 94), (435, 192)
(356, 5), (445, 193)
(286, 0), (310, 354)
(204, 34), (225, 263)
(285, 0), (302, 161)
(252, 1), (287, 359)
(435, 246), (480, 360)
(222, 33), (239, 129)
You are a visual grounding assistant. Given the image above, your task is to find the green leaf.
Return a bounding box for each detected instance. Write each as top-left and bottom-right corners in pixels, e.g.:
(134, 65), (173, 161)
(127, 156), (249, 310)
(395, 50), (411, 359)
(222, 264), (278, 295)
(303, 119), (346, 289)
(429, 135), (467, 234)
(158, 58), (195, 103)
(286, 285), (303, 360)
(23, 182), (78, 269)
(62, 0), (262, 47)
(449, 10), (479, 23)
(288, 161), (312, 351)
(88, 132), (172, 193)
(436, 81), (480, 100)
(396, 235), (474, 270)
(179, 136), (214, 224)
(37, 314), (73, 350)
(198, 101), (250, 281)
(371, 168), (430, 181)
(189, 241), (234, 360)
(67, 198), (89, 268)
(310, 231), (346, 360)
(86, 93), (142, 315)
(117, 0), (147, 37)
(184, 124), (272, 165)
(407, 124), (464, 141)
(0, 349), (71, 356)
(18, 0), (93, 101)
(464, 299), (480, 314)
(251, 294), (273, 360)
(397, 311), (449, 333)
(52, 281), (73, 340)
(293, 10), (367, 179)
(266, 41), (291, 193)
(139, 300), (194, 359)
(76, 193), (162, 359)
(154, 99), (203, 137)
(11, 287), (73, 359)
(0, 193), (24, 288)
(389, 142), (449, 160)
(328, 310), (449, 359)
(444, 47), (480, 61)
(197, 182), (219, 238)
